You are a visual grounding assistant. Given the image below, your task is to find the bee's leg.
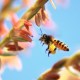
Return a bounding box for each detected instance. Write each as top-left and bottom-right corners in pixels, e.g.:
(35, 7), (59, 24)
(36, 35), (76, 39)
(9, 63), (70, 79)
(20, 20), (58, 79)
(45, 48), (48, 53)
(48, 51), (51, 57)
(54, 47), (57, 51)
(46, 47), (48, 51)
(42, 43), (45, 46)
(48, 53), (50, 57)
(45, 45), (49, 52)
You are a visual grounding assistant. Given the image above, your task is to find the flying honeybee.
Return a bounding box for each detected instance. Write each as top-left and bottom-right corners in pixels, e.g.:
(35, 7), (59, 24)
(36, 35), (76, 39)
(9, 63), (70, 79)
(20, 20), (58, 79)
(39, 34), (69, 56)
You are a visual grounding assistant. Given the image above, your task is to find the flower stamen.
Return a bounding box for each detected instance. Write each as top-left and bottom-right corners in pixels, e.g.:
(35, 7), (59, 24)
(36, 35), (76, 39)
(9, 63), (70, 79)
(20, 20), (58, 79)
(50, 0), (56, 10)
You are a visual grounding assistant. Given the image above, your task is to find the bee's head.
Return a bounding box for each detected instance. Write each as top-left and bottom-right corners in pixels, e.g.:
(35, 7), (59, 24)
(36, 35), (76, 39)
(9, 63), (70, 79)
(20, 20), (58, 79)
(39, 34), (47, 41)
(43, 34), (47, 38)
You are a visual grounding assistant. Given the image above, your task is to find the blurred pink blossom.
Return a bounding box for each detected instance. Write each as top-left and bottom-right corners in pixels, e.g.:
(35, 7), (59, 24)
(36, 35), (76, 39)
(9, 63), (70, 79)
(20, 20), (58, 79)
(33, 7), (57, 31)
(18, 41), (34, 49)
(0, 48), (3, 54)
(0, 55), (22, 80)
(22, 0), (35, 7)
(3, 0), (10, 7)
(59, 68), (80, 80)
(0, 21), (9, 37)
(55, 0), (70, 8)
(42, 19), (57, 31)
(22, 0), (30, 7)
(0, 56), (22, 71)
(9, 13), (19, 25)
(42, 9), (57, 31)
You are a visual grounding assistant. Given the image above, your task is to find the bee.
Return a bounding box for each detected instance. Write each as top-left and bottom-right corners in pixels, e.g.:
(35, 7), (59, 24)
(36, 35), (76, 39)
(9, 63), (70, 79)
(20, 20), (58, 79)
(39, 34), (69, 56)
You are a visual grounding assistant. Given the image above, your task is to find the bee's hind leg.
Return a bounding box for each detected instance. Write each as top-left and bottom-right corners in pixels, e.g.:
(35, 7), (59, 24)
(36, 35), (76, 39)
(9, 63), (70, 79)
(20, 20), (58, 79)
(46, 47), (48, 51)
(42, 43), (45, 46)
(45, 46), (49, 53)
(48, 52), (50, 57)
(48, 51), (51, 57)
(45, 48), (48, 53)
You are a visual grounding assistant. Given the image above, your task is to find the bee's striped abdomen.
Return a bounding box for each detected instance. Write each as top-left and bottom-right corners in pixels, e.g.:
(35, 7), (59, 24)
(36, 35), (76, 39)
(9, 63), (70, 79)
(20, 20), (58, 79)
(53, 39), (69, 51)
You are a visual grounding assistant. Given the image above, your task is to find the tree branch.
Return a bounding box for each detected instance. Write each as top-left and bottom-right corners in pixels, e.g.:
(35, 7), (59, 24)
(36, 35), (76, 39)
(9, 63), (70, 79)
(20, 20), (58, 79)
(0, 0), (48, 48)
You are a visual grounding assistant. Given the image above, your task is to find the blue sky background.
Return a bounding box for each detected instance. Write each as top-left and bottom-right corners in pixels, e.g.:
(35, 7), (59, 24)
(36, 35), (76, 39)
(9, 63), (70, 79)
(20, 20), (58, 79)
(1, 0), (80, 80)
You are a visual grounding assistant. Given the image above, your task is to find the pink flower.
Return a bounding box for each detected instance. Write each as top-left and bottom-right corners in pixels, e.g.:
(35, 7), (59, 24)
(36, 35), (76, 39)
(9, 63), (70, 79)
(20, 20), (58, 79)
(19, 29), (32, 42)
(4, 20), (33, 51)
(0, 53), (22, 80)
(5, 44), (23, 51)
(34, 7), (57, 31)
(2, 0), (11, 11)
(5, 29), (32, 51)
(0, 49), (3, 54)
(13, 20), (33, 42)
(22, 0), (30, 7)
(3, 0), (11, 7)
(22, 0), (35, 7)
(0, 21), (9, 36)
(9, 13), (19, 25)
(24, 20), (32, 31)
(59, 68), (80, 80)
(34, 6), (48, 27)
(55, 0), (69, 8)
(0, 55), (22, 72)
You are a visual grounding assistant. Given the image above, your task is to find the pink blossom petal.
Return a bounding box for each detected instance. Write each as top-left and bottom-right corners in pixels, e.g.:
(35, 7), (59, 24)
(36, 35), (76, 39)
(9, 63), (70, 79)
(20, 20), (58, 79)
(35, 13), (41, 27)
(22, 27), (33, 37)
(22, 0), (30, 7)
(59, 68), (80, 80)
(9, 13), (19, 25)
(22, 0), (35, 7)
(20, 34), (32, 42)
(42, 19), (57, 31)
(24, 20), (32, 31)
(0, 56), (22, 71)
(20, 30), (32, 36)
(5, 44), (23, 51)
(0, 48), (3, 54)
(55, 0), (69, 8)
(7, 56), (22, 71)
(28, 27), (38, 38)
(41, 9), (57, 31)
(0, 23), (9, 36)
(3, 0), (11, 7)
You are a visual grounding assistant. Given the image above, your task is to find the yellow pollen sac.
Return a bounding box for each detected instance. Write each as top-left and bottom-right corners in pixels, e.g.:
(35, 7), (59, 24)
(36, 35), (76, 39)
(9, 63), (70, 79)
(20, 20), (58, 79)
(49, 43), (56, 54)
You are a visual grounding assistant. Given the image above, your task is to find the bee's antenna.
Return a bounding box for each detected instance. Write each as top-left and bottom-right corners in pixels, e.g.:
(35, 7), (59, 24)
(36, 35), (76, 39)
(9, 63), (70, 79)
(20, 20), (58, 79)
(40, 28), (43, 36)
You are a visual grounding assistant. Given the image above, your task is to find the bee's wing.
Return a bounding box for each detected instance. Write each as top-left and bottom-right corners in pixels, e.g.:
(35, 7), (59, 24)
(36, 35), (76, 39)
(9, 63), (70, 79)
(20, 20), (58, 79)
(51, 36), (55, 42)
